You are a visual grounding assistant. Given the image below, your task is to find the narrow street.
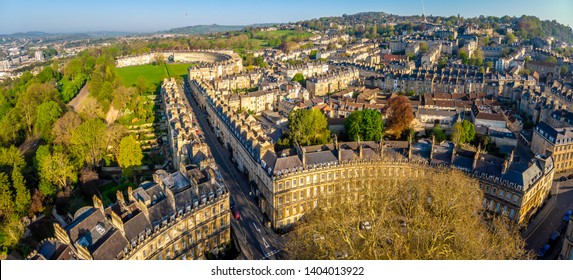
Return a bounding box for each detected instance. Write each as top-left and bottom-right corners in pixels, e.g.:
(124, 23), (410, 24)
(182, 81), (284, 260)
(523, 177), (573, 259)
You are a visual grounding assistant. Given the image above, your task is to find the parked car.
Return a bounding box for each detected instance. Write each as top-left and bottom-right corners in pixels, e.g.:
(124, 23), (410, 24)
(230, 196), (236, 209)
(568, 174), (573, 180)
(563, 209), (572, 223)
(548, 231), (560, 246)
(538, 244), (551, 258)
(560, 176), (568, 182)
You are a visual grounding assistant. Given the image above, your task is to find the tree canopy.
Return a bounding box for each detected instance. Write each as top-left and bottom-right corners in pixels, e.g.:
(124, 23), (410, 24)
(38, 147), (77, 196)
(385, 96), (414, 138)
(451, 120), (476, 145)
(70, 118), (107, 168)
(118, 135), (143, 177)
(288, 109), (331, 146)
(344, 109), (384, 141)
(285, 169), (531, 260)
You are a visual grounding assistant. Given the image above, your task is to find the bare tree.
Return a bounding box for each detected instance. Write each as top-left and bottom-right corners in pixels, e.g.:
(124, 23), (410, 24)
(285, 169), (532, 260)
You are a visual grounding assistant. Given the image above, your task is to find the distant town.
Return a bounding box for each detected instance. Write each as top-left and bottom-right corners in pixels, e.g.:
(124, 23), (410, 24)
(1, 11), (572, 261)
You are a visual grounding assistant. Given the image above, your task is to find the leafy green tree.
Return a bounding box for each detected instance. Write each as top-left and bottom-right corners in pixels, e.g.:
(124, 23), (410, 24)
(35, 101), (63, 140)
(506, 33), (516, 44)
(461, 120), (476, 143)
(451, 122), (465, 145)
(344, 110), (384, 141)
(288, 109), (331, 146)
(0, 109), (23, 146)
(432, 124), (447, 142)
(291, 73), (305, 84)
(561, 65), (569, 75)
(16, 83), (59, 137)
(544, 56), (557, 64)
(0, 146), (29, 215)
(118, 135), (143, 177)
(70, 118), (107, 168)
(39, 149), (77, 194)
(0, 172), (14, 217)
(419, 42), (429, 53)
(64, 58), (83, 80)
(458, 50), (469, 64)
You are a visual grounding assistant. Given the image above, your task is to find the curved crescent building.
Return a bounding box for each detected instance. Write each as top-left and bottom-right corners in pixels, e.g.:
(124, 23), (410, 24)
(188, 61), (555, 230)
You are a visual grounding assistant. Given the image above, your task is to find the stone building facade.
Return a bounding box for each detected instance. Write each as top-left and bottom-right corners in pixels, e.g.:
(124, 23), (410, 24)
(190, 71), (554, 230)
(28, 167), (230, 260)
(532, 121), (573, 174)
(306, 67), (359, 97)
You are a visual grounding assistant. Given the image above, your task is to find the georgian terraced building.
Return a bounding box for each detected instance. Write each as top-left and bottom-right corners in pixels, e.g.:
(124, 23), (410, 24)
(28, 167), (230, 260)
(189, 60), (555, 230)
(28, 78), (230, 260)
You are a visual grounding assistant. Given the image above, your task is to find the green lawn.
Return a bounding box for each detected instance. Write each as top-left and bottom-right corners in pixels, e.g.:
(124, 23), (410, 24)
(116, 64), (168, 88)
(165, 63), (196, 80)
(254, 30), (313, 40)
(116, 63), (197, 89)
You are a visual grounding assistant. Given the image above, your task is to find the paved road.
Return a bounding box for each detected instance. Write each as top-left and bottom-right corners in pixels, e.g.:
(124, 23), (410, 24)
(523, 177), (573, 259)
(182, 82), (284, 260)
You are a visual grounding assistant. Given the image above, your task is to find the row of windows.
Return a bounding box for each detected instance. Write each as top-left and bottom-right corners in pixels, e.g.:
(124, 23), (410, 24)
(276, 181), (373, 206)
(483, 198), (516, 219)
(482, 184), (521, 204)
(277, 167), (419, 191)
(555, 152), (572, 162)
(153, 233), (227, 260)
(555, 144), (573, 152)
(557, 161), (573, 171)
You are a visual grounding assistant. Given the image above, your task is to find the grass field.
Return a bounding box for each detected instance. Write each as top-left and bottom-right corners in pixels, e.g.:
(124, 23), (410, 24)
(165, 63), (195, 80)
(254, 30), (313, 40)
(116, 64), (168, 88)
(116, 63), (196, 89)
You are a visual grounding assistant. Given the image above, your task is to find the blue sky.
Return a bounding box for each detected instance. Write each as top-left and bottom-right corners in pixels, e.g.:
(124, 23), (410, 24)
(1, 0), (572, 34)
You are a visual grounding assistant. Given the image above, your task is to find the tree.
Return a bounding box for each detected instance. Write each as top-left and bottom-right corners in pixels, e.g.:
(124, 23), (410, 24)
(16, 83), (59, 137)
(0, 172), (14, 217)
(461, 120), (476, 143)
(285, 169), (531, 260)
(506, 33), (516, 44)
(112, 85), (136, 110)
(385, 96), (414, 138)
(70, 118), (107, 168)
(419, 42), (429, 53)
(288, 109), (331, 146)
(344, 109), (384, 141)
(544, 56), (557, 64)
(118, 135), (143, 177)
(52, 111), (82, 146)
(64, 58), (83, 80)
(153, 53), (165, 65)
(432, 123), (447, 142)
(39, 149), (77, 195)
(561, 65), (569, 75)
(451, 122), (465, 145)
(35, 101), (63, 141)
(291, 73), (305, 84)
(0, 146), (29, 215)
(106, 124), (128, 163)
(458, 50), (469, 64)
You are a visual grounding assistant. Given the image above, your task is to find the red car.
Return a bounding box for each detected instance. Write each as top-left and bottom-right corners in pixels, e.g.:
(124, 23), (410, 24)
(233, 208), (241, 220)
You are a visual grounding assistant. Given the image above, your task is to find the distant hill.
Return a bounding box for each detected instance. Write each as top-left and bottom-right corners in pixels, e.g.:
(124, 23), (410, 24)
(0, 31), (136, 39)
(165, 23), (276, 35)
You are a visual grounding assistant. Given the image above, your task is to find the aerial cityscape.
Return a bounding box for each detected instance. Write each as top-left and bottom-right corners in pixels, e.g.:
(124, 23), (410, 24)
(1, 0), (573, 261)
